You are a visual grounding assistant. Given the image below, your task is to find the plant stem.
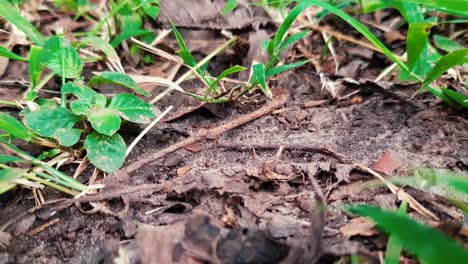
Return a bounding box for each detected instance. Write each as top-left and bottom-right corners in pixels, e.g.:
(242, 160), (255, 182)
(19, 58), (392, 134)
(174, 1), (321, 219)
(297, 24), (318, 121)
(149, 36), (238, 104)
(0, 100), (20, 107)
(0, 138), (86, 191)
(88, 0), (129, 36)
(24, 174), (78, 196)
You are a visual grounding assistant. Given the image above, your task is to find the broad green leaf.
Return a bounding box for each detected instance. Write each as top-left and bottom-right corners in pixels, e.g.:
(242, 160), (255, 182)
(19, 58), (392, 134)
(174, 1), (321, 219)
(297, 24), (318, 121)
(423, 48), (468, 87)
(108, 93), (155, 124)
(433, 35), (464, 53)
(0, 155), (24, 163)
(40, 36), (83, 79)
(84, 132), (126, 173)
(0, 45), (28, 61)
(0, 112), (33, 141)
(406, 22), (436, 70)
(88, 72), (151, 97)
(62, 82), (107, 116)
(223, 0), (238, 15)
(24, 107), (80, 137)
(62, 82), (104, 102)
(28, 45), (43, 89)
(88, 109), (121, 136)
(252, 63), (271, 98)
(53, 128), (82, 147)
(384, 200), (407, 264)
(441, 88), (468, 107)
(110, 9), (153, 47)
(19, 98), (57, 116)
(0, 1), (45, 46)
(81, 36), (119, 60)
(266, 60), (309, 78)
(143, 5), (160, 19)
(350, 205), (468, 264)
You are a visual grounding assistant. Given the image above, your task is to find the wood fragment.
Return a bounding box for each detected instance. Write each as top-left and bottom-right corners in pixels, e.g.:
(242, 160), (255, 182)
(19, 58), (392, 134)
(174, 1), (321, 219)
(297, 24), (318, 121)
(27, 218), (59, 236)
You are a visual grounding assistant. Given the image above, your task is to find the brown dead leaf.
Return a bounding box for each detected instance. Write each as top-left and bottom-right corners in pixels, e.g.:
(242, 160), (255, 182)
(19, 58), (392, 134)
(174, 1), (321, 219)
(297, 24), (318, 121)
(0, 87), (24, 103)
(384, 30), (406, 44)
(0, 231), (11, 247)
(159, 0), (269, 30)
(183, 142), (203, 152)
(339, 217), (378, 237)
(177, 166), (192, 177)
(0, 57), (9, 78)
(371, 151), (401, 175)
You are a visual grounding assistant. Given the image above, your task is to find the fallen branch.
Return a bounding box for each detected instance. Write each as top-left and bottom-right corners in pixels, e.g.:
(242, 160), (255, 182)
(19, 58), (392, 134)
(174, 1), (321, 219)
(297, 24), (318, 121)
(118, 92), (289, 176)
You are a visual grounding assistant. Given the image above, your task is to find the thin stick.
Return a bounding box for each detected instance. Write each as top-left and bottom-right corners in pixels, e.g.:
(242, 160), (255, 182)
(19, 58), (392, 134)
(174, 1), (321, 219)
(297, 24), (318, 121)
(118, 92), (288, 175)
(27, 218), (60, 236)
(355, 163), (439, 221)
(126, 106), (173, 157)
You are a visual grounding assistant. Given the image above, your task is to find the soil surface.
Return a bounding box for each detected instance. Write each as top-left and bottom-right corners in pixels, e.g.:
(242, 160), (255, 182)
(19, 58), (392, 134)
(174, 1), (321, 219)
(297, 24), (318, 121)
(1, 2), (467, 264)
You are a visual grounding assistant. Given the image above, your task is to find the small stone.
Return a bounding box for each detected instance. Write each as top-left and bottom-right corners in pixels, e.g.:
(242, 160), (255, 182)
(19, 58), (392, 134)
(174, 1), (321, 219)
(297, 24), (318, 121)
(163, 153), (183, 167)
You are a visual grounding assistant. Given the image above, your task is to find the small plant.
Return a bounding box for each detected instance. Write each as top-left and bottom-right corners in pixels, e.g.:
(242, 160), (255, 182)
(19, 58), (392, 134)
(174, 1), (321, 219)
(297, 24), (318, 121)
(350, 168), (468, 263)
(350, 203), (468, 264)
(223, 0), (467, 107)
(0, 2), (157, 195)
(168, 19), (309, 101)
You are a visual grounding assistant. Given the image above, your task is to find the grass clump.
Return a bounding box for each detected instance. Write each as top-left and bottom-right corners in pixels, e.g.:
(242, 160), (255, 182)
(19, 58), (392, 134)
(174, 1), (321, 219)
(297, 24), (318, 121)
(0, 1), (158, 195)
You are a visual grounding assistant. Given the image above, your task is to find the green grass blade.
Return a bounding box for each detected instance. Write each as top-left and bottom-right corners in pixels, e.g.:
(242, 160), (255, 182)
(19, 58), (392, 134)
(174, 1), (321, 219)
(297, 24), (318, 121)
(252, 63), (272, 98)
(301, 0), (409, 72)
(423, 48), (468, 87)
(0, 45), (28, 61)
(0, 112), (34, 141)
(406, 22), (435, 69)
(400, 0), (468, 17)
(0, 1), (45, 46)
(268, 30), (309, 68)
(350, 205), (468, 264)
(223, 0), (238, 15)
(441, 88), (468, 107)
(169, 20), (197, 66)
(268, 1), (309, 56)
(266, 60), (309, 77)
(210, 65), (246, 89)
(28, 45), (43, 89)
(433, 35), (464, 53)
(384, 200), (407, 264)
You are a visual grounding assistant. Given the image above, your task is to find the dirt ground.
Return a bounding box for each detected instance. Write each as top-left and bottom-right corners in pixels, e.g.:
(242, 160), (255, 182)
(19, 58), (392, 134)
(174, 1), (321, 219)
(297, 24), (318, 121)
(1, 2), (467, 264)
